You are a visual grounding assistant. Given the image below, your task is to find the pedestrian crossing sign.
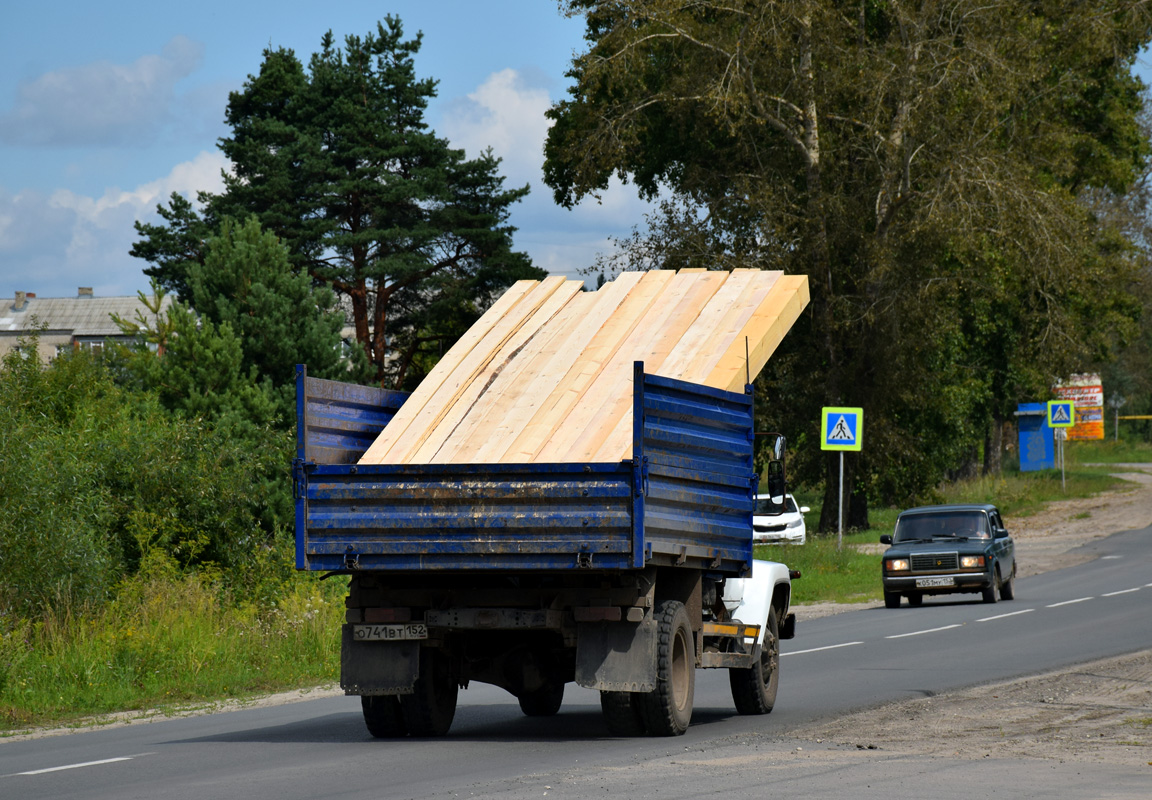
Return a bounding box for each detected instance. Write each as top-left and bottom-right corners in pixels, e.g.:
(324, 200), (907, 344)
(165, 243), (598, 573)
(1047, 400), (1075, 428)
(821, 407), (863, 451)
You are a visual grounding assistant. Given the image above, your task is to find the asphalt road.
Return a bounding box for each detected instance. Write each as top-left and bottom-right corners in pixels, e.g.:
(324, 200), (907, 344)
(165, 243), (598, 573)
(3, 525), (1150, 799)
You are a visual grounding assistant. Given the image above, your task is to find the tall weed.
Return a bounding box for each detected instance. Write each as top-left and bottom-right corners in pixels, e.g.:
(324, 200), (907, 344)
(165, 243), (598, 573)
(0, 551), (343, 732)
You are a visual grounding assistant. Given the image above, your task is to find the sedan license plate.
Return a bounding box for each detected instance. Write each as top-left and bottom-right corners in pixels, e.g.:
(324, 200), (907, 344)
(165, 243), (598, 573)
(353, 623), (428, 641)
(915, 577), (955, 588)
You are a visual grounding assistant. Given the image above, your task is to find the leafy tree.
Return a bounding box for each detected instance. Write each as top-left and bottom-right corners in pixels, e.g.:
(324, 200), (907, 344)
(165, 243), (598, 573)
(133, 17), (545, 388)
(546, 1), (1152, 527)
(0, 339), (288, 619)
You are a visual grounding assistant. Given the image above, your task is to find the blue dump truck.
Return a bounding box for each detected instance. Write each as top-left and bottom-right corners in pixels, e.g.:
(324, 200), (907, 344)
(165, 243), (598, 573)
(294, 362), (797, 737)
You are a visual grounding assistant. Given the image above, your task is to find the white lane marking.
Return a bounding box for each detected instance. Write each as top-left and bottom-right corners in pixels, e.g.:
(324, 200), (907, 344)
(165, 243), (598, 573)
(1102, 588), (1140, 597)
(1101, 555), (1121, 559)
(1047, 597), (1093, 608)
(782, 641), (863, 657)
(977, 608), (1034, 622)
(17, 756), (141, 775)
(885, 624), (962, 639)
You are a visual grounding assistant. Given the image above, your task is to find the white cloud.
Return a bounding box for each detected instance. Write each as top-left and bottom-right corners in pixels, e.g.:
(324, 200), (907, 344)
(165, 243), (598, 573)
(442, 68), (551, 188)
(1, 151), (229, 298)
(441, 68), (659, 284)
(0, 36), (205, 147)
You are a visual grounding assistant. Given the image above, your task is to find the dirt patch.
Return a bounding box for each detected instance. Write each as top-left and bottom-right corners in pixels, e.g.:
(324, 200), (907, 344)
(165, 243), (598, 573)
(790, 464), (1152, 764)
(790, 649), (1152, 766)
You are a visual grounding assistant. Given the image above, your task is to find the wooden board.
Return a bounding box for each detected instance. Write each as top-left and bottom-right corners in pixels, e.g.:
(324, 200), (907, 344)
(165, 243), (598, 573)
(358, 269), (810, 465)
(360, 276), (566, 464)
(501, 269), (675, 463)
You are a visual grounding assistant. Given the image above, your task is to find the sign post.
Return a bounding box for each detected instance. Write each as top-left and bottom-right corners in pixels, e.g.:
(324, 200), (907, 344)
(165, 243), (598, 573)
(1047, 400), (1075, 491)
(821, 407), (863, 549)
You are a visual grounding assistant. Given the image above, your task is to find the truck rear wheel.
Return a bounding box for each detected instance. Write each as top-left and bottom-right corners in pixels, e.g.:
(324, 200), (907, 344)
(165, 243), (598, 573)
(518, 681), (565, 717)
(728, 609), (779, 715)
(361, 695), (407, 738)
(636, 600), (694, 736)
(399, 648), (458, 736)
(600, 690), (646, 736)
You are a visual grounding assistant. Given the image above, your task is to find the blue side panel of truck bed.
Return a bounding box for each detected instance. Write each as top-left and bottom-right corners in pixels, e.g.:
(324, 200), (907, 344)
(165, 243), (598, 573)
(295, 365), (410, 465)
(632, 364), (756, 574)
(294, 363), (755, 575)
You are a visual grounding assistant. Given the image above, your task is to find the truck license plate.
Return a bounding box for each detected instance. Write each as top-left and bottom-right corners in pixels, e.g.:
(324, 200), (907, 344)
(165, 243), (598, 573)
(353, 623), (428, 641)
(915, 577), (954, 588)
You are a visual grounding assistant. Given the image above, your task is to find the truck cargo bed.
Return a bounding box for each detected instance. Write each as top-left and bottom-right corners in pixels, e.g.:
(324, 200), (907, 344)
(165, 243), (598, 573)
(295, 363), (756, 576)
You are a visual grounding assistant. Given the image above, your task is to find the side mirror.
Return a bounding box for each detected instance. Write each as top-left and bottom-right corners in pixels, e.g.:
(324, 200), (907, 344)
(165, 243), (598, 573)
(994, 528), (1008, 539)
(799, 506), (811, 514)
(880, 534), (892, 545)
(759, 432), (787, 507)
(772, 434), (787, 462)
(765, 459), (786, 507)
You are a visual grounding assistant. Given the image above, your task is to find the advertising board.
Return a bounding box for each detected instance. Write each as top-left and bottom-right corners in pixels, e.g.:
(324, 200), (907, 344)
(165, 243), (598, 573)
(1053, 374), (1104, 441)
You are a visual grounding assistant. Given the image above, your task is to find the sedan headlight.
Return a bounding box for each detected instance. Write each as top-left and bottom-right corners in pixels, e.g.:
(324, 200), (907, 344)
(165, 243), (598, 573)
(885, 558), (910, 572)
(960, 555), (985, 569)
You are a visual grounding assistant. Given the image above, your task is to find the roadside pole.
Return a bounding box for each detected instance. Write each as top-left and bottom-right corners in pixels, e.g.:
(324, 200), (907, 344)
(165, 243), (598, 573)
(821, 407), (863, 550)
(838, 451), (844, 546)
(1047, 400), (1074, 494)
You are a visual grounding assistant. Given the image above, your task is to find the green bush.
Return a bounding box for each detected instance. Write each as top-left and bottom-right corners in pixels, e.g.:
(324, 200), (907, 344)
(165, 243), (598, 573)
(0, 339), (292, 620)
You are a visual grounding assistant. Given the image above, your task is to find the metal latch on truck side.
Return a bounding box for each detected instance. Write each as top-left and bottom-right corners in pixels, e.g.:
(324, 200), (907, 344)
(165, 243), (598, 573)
(292, 459), (311, 499)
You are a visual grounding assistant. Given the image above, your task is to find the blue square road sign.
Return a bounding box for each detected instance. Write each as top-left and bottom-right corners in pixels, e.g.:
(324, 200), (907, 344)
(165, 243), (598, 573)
(822, 407), (863, 451)
(1047, 400), (1075, 429)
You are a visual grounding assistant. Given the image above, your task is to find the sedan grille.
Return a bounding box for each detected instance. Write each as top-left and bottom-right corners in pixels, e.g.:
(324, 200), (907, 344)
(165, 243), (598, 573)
(910, 552), (958, 572)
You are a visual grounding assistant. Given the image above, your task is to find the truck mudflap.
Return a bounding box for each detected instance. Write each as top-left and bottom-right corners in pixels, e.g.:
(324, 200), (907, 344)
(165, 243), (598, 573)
(340, 625), (419, 695)
(574, 618), (658, 691)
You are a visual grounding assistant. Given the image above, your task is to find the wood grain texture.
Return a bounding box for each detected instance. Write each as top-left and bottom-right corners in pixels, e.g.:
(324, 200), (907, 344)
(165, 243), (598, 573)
(356, 269), (810, 465)
(357, 278), (538, 464)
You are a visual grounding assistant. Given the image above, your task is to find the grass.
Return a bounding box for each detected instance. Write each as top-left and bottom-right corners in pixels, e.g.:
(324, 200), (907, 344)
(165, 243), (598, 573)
(0, 558), (345, 734)
(756, 536), (880, 604)
(761, 439), (1152, 607)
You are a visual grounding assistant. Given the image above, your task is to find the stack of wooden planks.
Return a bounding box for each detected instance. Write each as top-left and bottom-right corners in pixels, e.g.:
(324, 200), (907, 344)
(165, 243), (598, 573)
(358, 268), (809, 465)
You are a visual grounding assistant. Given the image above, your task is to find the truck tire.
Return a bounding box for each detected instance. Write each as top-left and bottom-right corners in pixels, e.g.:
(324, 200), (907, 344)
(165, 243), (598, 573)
(399, 649), (458, 736)
(636, 600), (694, 736)
(518, 681), (565, 717)
(600, 691), (646, 736)
(361, 695), (407, 738)
(728, 609), (779, 715)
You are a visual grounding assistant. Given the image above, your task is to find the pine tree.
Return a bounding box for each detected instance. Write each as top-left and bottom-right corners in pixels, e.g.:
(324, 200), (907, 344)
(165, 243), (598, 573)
(133, 17), (544, 388)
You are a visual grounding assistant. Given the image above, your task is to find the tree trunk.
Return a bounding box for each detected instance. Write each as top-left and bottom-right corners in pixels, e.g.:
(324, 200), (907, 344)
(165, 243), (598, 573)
(848, 487), (870, 531)
(983, 414), (1005, 475)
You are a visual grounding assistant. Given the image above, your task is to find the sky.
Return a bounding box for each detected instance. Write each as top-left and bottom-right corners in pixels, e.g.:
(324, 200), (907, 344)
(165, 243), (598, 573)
(0, 1), (658, 301)
(2, 4), (1150, 304)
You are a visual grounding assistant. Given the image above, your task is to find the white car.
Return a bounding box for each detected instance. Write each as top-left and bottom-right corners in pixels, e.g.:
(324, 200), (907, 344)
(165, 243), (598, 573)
(753, 493), (809, 545)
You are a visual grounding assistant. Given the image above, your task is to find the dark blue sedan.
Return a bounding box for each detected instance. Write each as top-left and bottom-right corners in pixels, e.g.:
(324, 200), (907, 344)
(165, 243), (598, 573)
(879, 503), (1016, 608)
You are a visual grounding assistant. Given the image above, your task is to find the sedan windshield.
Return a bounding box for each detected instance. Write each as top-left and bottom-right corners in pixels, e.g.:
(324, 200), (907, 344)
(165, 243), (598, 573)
(755, 495), (798, 515)
(894, 511), (989, 542)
